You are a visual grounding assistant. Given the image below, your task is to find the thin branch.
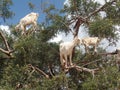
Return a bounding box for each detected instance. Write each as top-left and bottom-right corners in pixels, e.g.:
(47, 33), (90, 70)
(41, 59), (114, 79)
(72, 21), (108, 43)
(35, 66), (49, 78)
(86, 0), (116, 19)
(67, 17), (78, 24)
(73, 0), (79, 16)
(47, 14), (75, 35)
(67, 64), (99, 79)
(28, 64), (49, 79)
(27, 68), (35, 80)
(82, 59), (102, 67)
(48, 64), (55, 77)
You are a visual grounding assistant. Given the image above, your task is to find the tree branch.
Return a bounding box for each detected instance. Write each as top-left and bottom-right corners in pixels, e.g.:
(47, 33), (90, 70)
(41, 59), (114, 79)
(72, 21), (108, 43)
(67, 64), (99, 79)
(73, 0), (116, 37)
(28, 64), (49, 79)
(0, 31), (13, 57)
(0, 31), (10, 51)
(0, 48), (10, 55)
(86, 0), (116, 19)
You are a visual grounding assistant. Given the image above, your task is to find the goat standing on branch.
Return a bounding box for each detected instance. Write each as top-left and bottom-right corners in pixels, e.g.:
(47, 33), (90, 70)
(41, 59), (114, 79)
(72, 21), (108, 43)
(15, 12), (39, 35)
(81, 37), (100, 54)
(59, 36), (80, 70)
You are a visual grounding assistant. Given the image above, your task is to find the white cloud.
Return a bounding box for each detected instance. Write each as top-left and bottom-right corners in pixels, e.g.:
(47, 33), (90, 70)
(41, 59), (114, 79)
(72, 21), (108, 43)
(0, 25), (10, 34)
(49, 26), (89, 43)
(94, 0), (105, 4)
(49, 34), (62, 43)
(64, 0), (70, 6)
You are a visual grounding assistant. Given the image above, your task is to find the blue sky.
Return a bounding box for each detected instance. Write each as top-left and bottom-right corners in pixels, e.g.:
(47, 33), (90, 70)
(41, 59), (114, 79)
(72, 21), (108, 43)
(1, 0), (65, 25)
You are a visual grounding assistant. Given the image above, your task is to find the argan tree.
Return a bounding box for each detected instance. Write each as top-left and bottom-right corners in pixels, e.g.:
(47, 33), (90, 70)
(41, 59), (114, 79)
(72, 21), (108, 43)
(0, 0), (120, 89)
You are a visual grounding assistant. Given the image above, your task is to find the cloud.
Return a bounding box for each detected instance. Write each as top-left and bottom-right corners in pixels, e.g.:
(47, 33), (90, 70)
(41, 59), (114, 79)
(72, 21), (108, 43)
(0, 25), (10, 34)
(49, 26), (89, 43)
(49, 34), (62, 43)
(64, 0), (70, 6)
(94, 0), (105, 4)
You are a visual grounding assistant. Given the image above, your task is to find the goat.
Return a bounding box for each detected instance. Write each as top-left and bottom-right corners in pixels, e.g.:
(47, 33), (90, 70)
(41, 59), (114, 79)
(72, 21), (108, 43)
(59, 36), (80, 69)
(81, 37), (100, 54)
(15, 12), (39, 35)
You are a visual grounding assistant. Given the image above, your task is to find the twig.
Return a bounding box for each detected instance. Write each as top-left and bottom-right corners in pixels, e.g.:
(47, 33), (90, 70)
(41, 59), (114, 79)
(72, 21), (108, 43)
(47, 14), (75, 35)
(35, 66), (49, 78)
(28, 64), (49, 78)
(48, 64), (55, 77)
(27, 64), (36, 79)
(82, 59), (102, 67)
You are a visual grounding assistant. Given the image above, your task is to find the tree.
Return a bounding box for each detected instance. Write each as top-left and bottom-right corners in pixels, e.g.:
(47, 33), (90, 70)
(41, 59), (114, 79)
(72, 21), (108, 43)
(0, 0), (120, 89)
(0, 0), (14, 21)
(42, 0), (120, 89)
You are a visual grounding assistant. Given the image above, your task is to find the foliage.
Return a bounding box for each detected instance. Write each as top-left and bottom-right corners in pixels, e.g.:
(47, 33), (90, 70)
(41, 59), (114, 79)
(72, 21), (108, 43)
(104, 0), (120, 24)
(63, 0), (100, 16)
(0, 0), (120, 90)
(28, 2), (35, 11)
(13, 31), (60, 67)
(0, 0), (14, 21)
(89, 18), (118, 42)
(82, 66), (120, 90)
(43, 5), (70, 34)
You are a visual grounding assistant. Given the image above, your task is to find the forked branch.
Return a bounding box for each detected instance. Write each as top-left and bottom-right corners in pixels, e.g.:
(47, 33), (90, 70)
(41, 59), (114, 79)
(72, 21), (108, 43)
(28, 64), (49, 78)
(0, 31), (13, 57)
(67, 64), (99, 79)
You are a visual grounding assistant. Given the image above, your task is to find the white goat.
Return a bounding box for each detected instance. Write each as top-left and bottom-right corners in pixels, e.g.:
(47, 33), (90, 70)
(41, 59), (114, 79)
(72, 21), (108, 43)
(81, 37), (100, 53)
(15, 12), (39, 35)
(59, 36), (80, 69)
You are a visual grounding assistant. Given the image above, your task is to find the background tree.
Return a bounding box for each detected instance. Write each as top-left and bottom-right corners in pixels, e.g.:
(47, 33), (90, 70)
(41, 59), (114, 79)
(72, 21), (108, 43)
(0, 0), (14, 21)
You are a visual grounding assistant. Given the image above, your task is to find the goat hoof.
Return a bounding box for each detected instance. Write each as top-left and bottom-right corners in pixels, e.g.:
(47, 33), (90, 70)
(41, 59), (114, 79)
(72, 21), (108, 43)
(64, 69), (69, 73)
(70, 63), (73, 66)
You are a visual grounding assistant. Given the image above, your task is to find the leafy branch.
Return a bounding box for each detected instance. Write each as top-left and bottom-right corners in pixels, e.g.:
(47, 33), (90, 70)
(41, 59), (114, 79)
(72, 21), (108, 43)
(71, 0), (117, 37)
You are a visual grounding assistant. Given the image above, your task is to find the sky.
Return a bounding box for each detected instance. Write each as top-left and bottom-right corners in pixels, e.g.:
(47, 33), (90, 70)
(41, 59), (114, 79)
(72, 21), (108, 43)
(0, 0), (65, 25)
